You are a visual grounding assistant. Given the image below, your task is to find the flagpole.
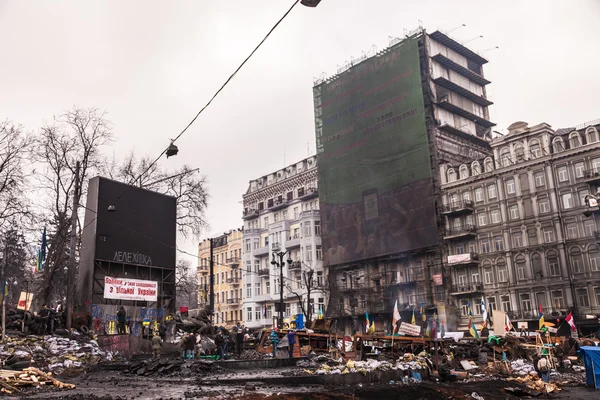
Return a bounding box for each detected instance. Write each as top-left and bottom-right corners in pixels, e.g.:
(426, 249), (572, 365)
(1, 239), (7, 342)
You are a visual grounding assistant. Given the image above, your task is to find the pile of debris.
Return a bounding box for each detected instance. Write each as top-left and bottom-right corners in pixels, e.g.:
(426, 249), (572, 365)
(507, 375), (561, 394)
(0, 367), (74, 395)
(127, 358), (218, 378)
(0, 333), (121, 374)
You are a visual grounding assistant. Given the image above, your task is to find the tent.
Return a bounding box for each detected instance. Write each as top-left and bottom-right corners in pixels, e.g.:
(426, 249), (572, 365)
(579, 346), (600, 389)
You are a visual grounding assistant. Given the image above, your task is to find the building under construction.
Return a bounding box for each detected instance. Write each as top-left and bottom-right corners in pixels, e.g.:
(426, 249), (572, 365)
(312, 28), (494, 335)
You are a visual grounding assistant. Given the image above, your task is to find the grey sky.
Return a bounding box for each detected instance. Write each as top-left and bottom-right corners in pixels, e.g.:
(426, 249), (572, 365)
(1, 0), (599, 263)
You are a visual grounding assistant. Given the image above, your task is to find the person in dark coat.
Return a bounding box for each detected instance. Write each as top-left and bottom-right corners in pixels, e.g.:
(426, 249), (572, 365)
(39, 305), (50, 335)
(117, 306), (127, 334)
(215, 330), (225, 360)
(287, 330), (297, 359)
(186, 332), (196, 359)
(234, 322), (244, 356)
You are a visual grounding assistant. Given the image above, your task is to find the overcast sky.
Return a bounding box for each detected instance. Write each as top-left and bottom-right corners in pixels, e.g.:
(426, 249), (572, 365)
(1, 0), (599, 264)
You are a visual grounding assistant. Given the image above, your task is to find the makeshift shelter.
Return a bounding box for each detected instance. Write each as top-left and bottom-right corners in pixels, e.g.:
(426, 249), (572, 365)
(579, 346), (600, 389)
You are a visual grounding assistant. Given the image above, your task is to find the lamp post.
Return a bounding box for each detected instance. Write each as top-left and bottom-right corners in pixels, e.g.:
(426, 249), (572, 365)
(271, 250), (293, 330)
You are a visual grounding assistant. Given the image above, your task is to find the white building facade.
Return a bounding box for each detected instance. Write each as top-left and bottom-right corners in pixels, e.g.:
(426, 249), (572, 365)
(241, 156), (327, 329)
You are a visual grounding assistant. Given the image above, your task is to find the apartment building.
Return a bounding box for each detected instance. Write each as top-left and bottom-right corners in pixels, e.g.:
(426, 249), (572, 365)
(241, 156), (326, 329)
(197, 229), (243, 327)
(440, 120), (600, 334)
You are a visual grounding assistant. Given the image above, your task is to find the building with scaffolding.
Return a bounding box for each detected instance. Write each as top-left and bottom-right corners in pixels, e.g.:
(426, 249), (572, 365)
(440, 119), (600, 335)
(241, 156), (326, 329)
(312, 28), (495, 335)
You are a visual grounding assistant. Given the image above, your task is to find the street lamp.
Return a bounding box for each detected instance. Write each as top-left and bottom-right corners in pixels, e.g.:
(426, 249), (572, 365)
(301, 0), (322, 7)
(271, 250), (293, 329)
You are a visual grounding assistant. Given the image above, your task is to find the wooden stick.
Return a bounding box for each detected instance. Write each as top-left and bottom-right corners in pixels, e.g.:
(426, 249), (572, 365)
(23, 368), (75, 389)
(0, 379), (20, 393)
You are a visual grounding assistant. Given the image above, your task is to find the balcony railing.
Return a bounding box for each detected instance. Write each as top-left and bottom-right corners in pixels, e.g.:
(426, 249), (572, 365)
(442, 200), (475, 215)
(270, 199), (289, 211)
(299, 210), (320, 219)
(289, 261), (302, 270)
(226, 298), (240, 304)
(258, 268), (270, 277)
(243, 209), (260, 220)
(437, 97), (495, 128)
(450, 282), (483, 295)
(299, 187), (318, 200)
(447, 252), (479, 266)
(226, 277), (240, 285)
(444, 224), (477, 240)
(271, 242), (281, 251)
(226, 257), (241, 267)
(286, 235), (301, 248)
(580, 169), (600, 184)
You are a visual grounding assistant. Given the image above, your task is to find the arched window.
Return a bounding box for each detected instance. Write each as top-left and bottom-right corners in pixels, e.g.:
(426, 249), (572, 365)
(483, 259), (493, 285)
(586, 127), (599, 144)
(514, 254), (526, 280)
(484, 157), (494, 172)
(531, 253), (542, 277)
(588, 245), (600, 272)
(529, 139), (541, 158)
(471, 161), (481, 176)
(515, 143), (525, 161)
(569, 131), (582, 149)
(552, 137), (565, 153)
(459, 165), (469, 179)
(500, 147), (511, 167)
(546, 250), (560, 276)
(496, 258), (508, 283)
(570, 247), (584, 274)
(447, 168), (457, 182)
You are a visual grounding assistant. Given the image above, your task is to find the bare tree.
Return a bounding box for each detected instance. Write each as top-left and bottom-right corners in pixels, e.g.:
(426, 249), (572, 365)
(175, 259), (198, 309)
(108, 152), (209, 239)
(0, 121), (32, 230)
(285, 262), (327, 327)
(35, 107), (113, 306)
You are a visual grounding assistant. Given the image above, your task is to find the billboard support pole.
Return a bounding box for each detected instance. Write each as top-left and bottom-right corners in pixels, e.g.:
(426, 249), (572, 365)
(66, 161), (80, 332)
(209, 238), (214, 325)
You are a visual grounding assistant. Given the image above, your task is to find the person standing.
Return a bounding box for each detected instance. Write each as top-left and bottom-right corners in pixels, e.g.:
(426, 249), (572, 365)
(39, 305), (49, 335)
(287, 330), (297, 359)
(215, 330), (225, 360)
(180, 333), (189, 359)
(537, 356), (551, 383)
(117, 306), (127, 335)
(235, 322), (244, 356)
(186, 332), (196, 359)
(152, 333), (163, 360)
(269, 329), (279, 359)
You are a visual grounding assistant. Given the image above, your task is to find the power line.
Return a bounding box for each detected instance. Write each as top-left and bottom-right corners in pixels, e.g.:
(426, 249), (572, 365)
(81, 0), (302, 233)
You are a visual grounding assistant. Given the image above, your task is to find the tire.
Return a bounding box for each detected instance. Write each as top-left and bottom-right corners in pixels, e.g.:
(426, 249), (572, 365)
(79, 325), (89, 334)
(4, 355), (19, 366)
(7, 360), (32, 370)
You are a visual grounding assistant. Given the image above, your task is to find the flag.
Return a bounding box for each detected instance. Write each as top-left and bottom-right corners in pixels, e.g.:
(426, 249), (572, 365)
(369, 319), (375, 334)
(420, 302), (425, 322)
(317, 305), (323, 320)
(481, 296), (488, 329)
(392, 300), (401, 333)
(440, 321), (446, 338)
(365, 311), (370, 334)
(0, 280), (7, 303)
(506, 313), (513, 331)
(467, 300), (473, 317)
(565, 312), (576, 331)
(431, 319), (437, 339)
(488, 303), (493, 322)
(469, 317), (480, 339)
(425, 322), (431, 338)
(263, 304), (267, 318)
(411, 308), (415, 325)
(538, 304), (545, 329)
(36, 248), (43, 272)
(41, 226), (47, 261)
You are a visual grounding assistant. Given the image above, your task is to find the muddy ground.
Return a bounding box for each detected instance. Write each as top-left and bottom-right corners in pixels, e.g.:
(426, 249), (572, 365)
(12, 370), (596, 400)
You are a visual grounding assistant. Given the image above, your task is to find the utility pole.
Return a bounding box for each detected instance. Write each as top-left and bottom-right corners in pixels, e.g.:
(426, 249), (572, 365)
(209, 238), (214, 325)
(1, 239), (7, 342)
(271, 251), (292, 329)
(66, 161), (80, 331)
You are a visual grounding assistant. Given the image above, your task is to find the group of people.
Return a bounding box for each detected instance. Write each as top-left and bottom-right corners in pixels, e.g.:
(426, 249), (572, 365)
(269, 328), (297, 359)
(37, 304), (64, 335)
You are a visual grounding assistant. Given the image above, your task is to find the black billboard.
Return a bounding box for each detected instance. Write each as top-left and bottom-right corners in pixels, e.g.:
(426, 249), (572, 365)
(94, 177), (177, 269)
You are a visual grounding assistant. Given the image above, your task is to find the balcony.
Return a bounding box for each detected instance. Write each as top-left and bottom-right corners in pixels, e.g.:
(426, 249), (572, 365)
(271, 242), (281, 252)
(450, 282), (483, 295)
(258, 268), (270, 277)
(431, 53), (491, 86)
(244, 228), (261, 236)
(447, 252), (479, 266)
(286, 235), (301, 249)
(243, 209), (259, 220)
(289, 261), (302, 270)
(437, 97), (495, 128)
(299, 187), (318, 200)
(580, 169), (600, 185)
(199, 266), (209, 274)
(254, 245), (269, 256)
(270, 199), (289, 211)
(442, 200), (475, 215)
(226, 277), (240, 286)
(429, 30), (488, 65)
(226, 257), (241, 268)
(433, 77), (493, 107)
(438, 122), (489, 147)
(300, 210), (320, 219)
(443, 224), (477, 240)
(226, 298), (240, 305)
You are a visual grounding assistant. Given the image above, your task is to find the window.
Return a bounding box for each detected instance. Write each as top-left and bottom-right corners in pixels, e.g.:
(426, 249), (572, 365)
(528, 228), (538, 245)
(534, 172), (545, 187)
(255, 282), (261, 296)
(246, 283), (252, 298)
(552, 291), (565, 309)
(484, 269), (493, 284)
(497, 264), (508, 282)
(575, 162), (585, 178)
(475, 188), (484, 202)
(547, 251), (560, 276)
(562, 193), (574, 209)
(463, 191), (471, 201)
(245, 239), (251, 252)
(539, 198), (551, 213)
(459, 165), (469, 179)
(494, 236), (504, 251)
(274, 212), (279, 223)
(520, 293), (532, 312)
(478, 213), (488, 226)
(317, 271), (324, 286)
(472, 161), (481, 175)
(509, 205), (519, 219)
(569, 132), (582, 148)
(577, 288), (590, 307)
(305, 245), (313, 261)
(589, 246), (600, 272)
(543, 227), (555, 243)
(266, 305), (272, 319)
(513, 232), (523, 248)
(515, 144), (525, 161)
(480, 238), (490, 253)
(447, 169), (457, 182)
(255, 307), (261, 321)
(584, 219), (596, 237)
(247, 307), (252, 322)
(484, 158), (493, 172)
(491, 209), (501, 224)
(557, 166), (569, 182)
(293, 207), (299, 220)
(529, 141), (541, 158)
(316, 245), (322, 260)
(455, 242), (465, 254)
(593, 157), (600, 173)
(552, 137), (565, 153)
(506, 179), (516, 194)
(580, 189), (590, 207)
(501, 295), (511, 312)
(566, 223), (579, 239)
(304, 221), (312, 237)
(587, 127), (599, 143)
(282, 210), (288, 220)
(460, 299), (469, 317)
(314, 221), (321, 235)
(500, 148), (511, 167)
(264, 217), (269, 228)
(515, 256), (526, 280)
(488, 296), (497, 311)
(488, 184), (497, 199)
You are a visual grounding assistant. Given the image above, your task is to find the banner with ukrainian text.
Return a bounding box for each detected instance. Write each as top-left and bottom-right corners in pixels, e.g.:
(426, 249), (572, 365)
(103, 276), (158, 302)
(313, 36), (437, 267)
